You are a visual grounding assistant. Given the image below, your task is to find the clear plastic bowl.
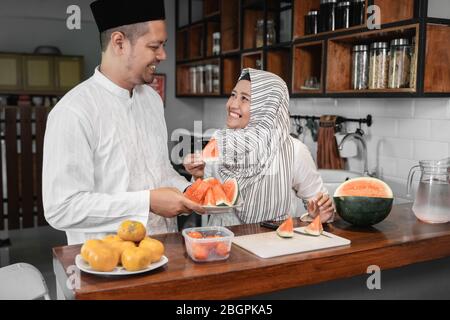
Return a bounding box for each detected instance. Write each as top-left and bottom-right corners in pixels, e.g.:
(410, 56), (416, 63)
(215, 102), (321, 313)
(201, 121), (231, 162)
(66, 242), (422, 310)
(182, 226), (234, 262)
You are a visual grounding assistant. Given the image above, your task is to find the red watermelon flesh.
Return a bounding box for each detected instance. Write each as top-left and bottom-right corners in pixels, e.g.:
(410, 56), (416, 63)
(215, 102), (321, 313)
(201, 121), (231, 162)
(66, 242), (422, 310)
(202, 139), (219, 160)
(184, 178), (203, 202)
(203, 188), (216, 206)
(213, 184), (232, 206)
(190, 180), (210, 204)
(304, 215), (323, 236)
(222, 178), (239, 205)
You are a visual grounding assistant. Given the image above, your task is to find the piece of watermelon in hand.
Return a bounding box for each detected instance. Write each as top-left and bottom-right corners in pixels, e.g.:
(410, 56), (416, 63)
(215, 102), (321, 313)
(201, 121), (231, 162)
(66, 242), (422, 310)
(202, 138), (219, 162)
(276, 216), (294, 238)
(304, 215), (323, 236)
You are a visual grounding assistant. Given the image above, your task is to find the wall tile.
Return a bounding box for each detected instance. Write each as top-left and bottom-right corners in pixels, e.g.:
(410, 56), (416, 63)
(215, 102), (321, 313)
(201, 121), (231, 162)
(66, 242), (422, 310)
(397, 118), (431, 139)
(369, 117), (397, 137)
(431, 119), (450, 142)
(359, 99), (414, 118)
(414, 140), (449, 160)
(379, 137), (414, 159)
(414, 98), (450, 119)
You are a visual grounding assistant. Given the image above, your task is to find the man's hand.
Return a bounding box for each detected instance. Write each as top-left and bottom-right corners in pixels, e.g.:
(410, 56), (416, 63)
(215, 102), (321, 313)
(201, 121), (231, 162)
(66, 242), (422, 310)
(150, 187), (205, 217)
(183, 153), (205, 180)
(307, 192), (335, 223)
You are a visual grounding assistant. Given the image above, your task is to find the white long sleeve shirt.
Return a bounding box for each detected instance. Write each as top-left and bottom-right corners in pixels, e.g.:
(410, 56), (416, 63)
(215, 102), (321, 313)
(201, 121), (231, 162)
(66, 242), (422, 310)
(205, 138), (327, 226)
(43, 68), (190, 244)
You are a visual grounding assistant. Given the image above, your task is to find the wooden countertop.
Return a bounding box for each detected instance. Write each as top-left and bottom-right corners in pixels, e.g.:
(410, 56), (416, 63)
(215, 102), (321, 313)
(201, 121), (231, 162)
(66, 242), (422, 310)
(53, 203), (450, 300)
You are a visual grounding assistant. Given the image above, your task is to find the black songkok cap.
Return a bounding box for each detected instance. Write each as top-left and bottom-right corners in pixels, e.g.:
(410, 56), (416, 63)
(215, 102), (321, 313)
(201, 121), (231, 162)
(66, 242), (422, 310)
(90, 0), (166, 33)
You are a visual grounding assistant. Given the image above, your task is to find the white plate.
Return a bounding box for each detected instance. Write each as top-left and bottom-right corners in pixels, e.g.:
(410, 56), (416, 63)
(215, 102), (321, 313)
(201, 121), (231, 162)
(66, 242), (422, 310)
(75, 254), (168, 276)
(199, 197), (244, 215)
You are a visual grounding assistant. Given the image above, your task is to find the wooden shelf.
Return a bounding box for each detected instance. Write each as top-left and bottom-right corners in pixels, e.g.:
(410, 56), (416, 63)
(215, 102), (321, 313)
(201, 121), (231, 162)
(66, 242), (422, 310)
(267, 48), (291, 88)
(189, 24), (205, 59)
(374, 0), (414, 25)
(176, 58), (220, 96)
(327, 24), (418, 93)
(176, 28), (189, 61)
(424, 24), (450, 93)
(241, 51), (263, 69)
(206, 21), (220, 57)
(223, 55), (241, 94)
(292, 41), (323, 94)
(221, 0), (241, 53)
(204, 0), (220, 17)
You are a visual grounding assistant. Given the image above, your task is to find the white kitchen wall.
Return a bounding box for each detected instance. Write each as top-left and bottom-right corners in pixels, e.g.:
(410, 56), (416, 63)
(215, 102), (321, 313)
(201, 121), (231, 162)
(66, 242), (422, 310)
(203, 97), (450, 188)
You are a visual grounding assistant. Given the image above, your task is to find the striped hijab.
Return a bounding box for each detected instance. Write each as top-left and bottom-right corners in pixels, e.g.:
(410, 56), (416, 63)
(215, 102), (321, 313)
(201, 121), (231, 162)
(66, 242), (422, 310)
(214, 68), (294, 223)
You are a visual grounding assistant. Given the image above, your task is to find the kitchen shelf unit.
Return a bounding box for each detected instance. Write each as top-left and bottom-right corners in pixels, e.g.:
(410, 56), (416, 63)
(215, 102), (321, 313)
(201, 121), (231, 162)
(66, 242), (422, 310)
(176, 0), (450, 98)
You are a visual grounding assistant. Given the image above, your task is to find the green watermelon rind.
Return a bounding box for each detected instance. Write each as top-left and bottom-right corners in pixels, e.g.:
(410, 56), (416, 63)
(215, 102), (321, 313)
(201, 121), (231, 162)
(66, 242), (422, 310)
(334, 196), (393, 227)
(222, 178), (240, 205)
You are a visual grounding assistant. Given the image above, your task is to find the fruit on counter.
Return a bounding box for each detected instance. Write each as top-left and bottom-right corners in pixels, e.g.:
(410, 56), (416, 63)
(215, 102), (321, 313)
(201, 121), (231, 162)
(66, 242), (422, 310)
(304, 215), (323, 236)
(107, 240), (137, 265)
(81, 239), (103, 262)
(215, 242), (230, 257)
(121, 247), (152, 272)
(185, 231), (230, 261)
(87, 243), (120, 272)
(276, 216), (294, 238)
(184, 178), (240, 207)
(187, 231), (203, 239)
(333, 177), (394, 226)
(103, 234), (122, 242)
(202, 138), (218, 161)
(191, 243), (210, 261)
(117, 220), (146, 242)
(139, 237), (165, 263)
(222, 178), (239, 205)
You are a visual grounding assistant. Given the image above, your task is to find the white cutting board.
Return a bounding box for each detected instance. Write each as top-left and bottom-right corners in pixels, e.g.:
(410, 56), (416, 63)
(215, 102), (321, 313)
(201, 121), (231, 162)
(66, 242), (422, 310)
(233, 227), (351, 258)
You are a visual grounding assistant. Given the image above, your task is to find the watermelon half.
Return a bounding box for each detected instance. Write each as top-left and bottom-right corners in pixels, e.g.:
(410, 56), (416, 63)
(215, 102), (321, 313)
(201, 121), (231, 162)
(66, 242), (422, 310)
(276, 217), (294, 238)
(333, 177), (394, 226)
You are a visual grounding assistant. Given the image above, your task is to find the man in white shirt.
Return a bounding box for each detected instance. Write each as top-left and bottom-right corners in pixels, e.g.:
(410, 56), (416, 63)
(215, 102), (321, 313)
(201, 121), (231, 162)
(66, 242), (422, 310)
(43, 0), (204, 245)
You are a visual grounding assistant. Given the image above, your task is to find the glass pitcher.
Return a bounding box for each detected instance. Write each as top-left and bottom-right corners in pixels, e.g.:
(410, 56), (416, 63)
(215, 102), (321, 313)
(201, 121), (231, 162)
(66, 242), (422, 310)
(407, 160), (450, 223)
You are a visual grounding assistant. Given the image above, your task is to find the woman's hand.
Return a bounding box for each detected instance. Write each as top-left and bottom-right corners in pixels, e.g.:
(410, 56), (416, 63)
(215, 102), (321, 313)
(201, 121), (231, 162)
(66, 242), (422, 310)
(183, 153), (205, 180)
(307, 192), (335, 223)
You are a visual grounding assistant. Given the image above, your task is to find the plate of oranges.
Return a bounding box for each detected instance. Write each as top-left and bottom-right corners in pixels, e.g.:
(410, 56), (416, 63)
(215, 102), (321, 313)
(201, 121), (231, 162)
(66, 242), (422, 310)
(76, 220), (168, 276)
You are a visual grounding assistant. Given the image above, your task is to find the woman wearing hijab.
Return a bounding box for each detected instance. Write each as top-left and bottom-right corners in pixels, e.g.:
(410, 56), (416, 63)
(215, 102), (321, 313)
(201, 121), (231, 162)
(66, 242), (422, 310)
(184, 68), (334, 226)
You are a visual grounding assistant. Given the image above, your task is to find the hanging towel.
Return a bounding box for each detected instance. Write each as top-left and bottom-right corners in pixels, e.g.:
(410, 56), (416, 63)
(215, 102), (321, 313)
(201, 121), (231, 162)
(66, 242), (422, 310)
(317, 115), (345, 169)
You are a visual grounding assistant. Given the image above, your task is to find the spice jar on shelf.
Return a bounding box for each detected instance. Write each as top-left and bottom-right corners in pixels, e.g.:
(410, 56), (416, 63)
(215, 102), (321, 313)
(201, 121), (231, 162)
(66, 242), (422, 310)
(320, 0), (337, 32)
(212, 65), (220, 94)
(196, 65), (205, 94)
(336, 1), (351, 29)
(350, 0), (366, 27)
(388, 38), (412, 89)
(189, 67), (197, 94)
(205, 64), (214, 93)
(368, 42), (389, 89)
(212, 32), (221, 56)
(255, 19), (265, 47)
(266, 19), (276, 46)
(305, 10), (319, 35)
(352, 45), (369, 90)
(410, 38), (417, 89)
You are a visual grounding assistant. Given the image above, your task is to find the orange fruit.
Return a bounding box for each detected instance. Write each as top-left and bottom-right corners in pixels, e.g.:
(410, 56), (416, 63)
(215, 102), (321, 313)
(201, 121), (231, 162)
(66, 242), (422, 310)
(191, 243), (210, 261)
(80, 239), (103, 262)
(139, 237), (165, 263)
(103, 234), (122, 243)
(88, 243), (120, 272)
(117, 220), (146, 242)
(187, 231), (203, 239)
(215, 242), (230, 257)
(121, 247), (152, 271)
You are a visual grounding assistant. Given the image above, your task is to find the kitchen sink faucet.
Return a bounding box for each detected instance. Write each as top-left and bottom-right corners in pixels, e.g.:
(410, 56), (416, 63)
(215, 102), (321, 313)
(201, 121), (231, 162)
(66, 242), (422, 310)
(338, 129), (374, 177)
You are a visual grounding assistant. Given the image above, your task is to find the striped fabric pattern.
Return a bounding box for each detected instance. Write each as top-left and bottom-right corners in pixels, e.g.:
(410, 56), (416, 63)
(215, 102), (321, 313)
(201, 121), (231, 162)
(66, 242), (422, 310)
(214, 68), (294, 223)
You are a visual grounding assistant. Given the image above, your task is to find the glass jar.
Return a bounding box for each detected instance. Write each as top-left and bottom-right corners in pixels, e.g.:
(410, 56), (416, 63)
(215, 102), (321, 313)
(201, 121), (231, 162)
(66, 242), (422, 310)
(196, 65), (205, 94)
(189, 67), (197, 93)
(212, 65), (220, 94)
(368, 42), (389, 89)
(305, 10), (319, 35)
(410, 38), (417, 89)
(320, 0), (337, 32)
(266, 20), (276, 46)
(255, 19), (265, 47)
(336, 1), (351, 29)
(350, 0), (365, 27)
(388, 38), (412, 89)
(352, 45), (369, 90)
(212, 32), (221, 56)
(205, 64), (213, 93)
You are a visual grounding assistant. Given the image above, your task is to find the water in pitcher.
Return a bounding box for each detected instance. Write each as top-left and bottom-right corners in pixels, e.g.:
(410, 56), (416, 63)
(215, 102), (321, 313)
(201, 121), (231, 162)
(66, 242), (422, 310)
(413, 179), (450, 223)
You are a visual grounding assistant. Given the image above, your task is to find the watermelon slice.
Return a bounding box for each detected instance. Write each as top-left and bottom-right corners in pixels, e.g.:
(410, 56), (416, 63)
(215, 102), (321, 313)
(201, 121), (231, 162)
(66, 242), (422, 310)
(203, 188), (216, 206)
(276, 217), (294, 238)
(184, 178), (203, 202)
(212, 184), (232, 207)
(304, 215), (323, 236)
(222, 178), (239, 205)
(202, 139), (219, 161)
(204, 177), (221, 187)
(190, 180), (211, 204)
